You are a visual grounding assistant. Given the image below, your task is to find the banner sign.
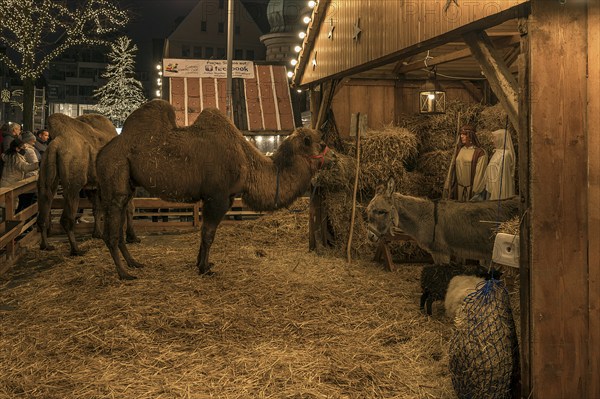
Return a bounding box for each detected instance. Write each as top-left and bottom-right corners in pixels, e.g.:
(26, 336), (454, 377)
(163, 58), (255, 79)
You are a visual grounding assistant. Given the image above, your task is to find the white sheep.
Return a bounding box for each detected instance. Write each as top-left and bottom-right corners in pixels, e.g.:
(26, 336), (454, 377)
(444, 275), (485, 320)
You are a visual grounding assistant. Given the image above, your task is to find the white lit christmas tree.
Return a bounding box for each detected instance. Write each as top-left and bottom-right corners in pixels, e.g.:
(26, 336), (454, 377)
(94, 36), (146, 127)
(0, 0), (128, 129)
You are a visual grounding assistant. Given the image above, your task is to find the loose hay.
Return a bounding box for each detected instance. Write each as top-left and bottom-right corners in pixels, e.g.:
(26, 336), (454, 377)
(0, 200), (458, 399)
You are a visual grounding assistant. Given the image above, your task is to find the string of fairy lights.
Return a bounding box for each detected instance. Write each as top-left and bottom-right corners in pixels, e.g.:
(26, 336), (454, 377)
(0, 0), (128, 80)
(286, 0), (317, 92)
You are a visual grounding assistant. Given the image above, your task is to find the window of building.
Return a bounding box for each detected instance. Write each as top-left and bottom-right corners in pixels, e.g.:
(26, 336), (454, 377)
(246, 50), (255, 60)
(205, 47), (214, 58)
(201, 21), (207, 32)
(235, 25), (240, 35)
(181, 44), (191, 58)
(193, 46), (202, 58)
(235, 49), (243, 59)
(65, 85), (78, 97)
(217, 48), (226, 59)
(78, 85), (94, 97)
(218, 22), (224, 33)
(79, 67), (97, 79)
(219, 0), (224, 9)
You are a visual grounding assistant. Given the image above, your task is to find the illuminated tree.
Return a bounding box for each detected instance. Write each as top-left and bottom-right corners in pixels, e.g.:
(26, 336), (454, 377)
(94, 36), (146, 127)
(0, 0), (128, 130)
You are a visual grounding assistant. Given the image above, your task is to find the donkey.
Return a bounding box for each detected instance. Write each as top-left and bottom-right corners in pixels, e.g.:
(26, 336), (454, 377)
(366, 178), (519, 265)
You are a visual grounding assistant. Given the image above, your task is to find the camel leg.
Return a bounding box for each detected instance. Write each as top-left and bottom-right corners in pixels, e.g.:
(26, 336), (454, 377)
(196, 196), (233, 275)
(85, 189), (103, 239)
(103, 194), (144, 280)
(61, 189), (84, 256)
(125, 199), (141, 244)
(37, 184), (57, 251)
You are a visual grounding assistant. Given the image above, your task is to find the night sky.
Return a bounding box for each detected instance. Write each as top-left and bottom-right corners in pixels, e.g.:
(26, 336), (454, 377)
(121, 0), (200, 69)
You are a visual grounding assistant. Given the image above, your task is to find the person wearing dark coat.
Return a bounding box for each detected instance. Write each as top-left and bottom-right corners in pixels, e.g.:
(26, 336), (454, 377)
(34, 128), (50, 162)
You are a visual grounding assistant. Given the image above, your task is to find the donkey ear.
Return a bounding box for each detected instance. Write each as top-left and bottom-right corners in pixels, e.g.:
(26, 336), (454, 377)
(385, 178), (395, 197)
(391, 207), (400, 227)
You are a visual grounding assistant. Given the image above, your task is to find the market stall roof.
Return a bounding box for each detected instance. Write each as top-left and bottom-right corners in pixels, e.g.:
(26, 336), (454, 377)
(291, 1), (530, 88)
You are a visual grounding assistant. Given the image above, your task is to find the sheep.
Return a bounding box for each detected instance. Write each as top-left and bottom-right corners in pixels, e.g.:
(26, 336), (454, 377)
(420, 263), (488, 316)
(445, 275), (486, 320)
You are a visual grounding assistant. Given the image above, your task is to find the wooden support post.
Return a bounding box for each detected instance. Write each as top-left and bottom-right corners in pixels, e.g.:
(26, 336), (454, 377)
(463, 30), (519, 131)
(517, 17), (531, 399)
(587, 2), (600, 397)
(528, 2), (592, 397)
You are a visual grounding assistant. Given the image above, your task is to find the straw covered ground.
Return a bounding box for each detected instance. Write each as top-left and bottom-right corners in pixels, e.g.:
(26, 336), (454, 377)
(1, 199), (464, 399)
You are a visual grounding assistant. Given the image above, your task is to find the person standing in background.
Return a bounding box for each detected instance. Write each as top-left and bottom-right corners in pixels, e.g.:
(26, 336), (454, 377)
(35, 128), (50, 162)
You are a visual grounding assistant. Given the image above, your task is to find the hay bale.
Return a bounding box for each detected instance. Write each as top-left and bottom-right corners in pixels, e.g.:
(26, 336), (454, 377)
(477, 104), (511, 132)
(396, 171), (447, 199)
(402, 101), (485, 154)
(498, 216), (520, 235)
(345, 125), (419, 197)
(449, 280), (520, 399)
(314, 152), (356, 192)
(322, 191), (372, 258)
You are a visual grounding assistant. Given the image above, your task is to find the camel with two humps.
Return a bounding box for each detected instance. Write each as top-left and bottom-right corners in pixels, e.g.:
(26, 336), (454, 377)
(37, 113), (139, 256)
(96, 99), (333, 280)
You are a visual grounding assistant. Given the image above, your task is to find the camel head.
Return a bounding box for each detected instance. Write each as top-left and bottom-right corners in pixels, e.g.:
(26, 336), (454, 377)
(272, 127), (334, 173)
(366, 177), (399, 242)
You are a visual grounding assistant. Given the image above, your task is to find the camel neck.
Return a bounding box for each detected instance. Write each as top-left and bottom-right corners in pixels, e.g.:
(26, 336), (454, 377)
(242, 156), (313, 211)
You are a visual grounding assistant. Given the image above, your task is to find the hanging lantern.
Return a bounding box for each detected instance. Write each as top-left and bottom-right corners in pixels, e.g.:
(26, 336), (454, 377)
(419, 68), (446, 114)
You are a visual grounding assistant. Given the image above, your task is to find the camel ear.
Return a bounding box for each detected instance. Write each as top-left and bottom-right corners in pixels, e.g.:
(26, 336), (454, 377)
(303, 136), (312, 147)
(375, 184), (386, 195)
(385, 178), (395, 197)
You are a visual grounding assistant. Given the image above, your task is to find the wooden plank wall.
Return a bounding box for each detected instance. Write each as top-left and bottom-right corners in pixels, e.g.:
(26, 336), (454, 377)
(330, 80), (478, 136)
(588, 1), (600, 398)
(528, 1), (593, 397)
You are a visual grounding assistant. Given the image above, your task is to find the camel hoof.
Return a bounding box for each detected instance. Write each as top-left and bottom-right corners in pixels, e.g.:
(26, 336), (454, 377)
(126, 236), (141, 244)
(198, 262), (215, 275)
(119, 273), (138, 280)
(40, 244), (56, 251)
(129, 261), (145, 269)
(70, 249), (86, 256)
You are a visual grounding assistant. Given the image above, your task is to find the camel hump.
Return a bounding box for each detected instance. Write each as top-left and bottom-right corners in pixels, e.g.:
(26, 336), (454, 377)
(47, 113), (113, 147)
(191, 107), (240, 136)
(76, 114), (117, 138)
(121, 99), (177, 137)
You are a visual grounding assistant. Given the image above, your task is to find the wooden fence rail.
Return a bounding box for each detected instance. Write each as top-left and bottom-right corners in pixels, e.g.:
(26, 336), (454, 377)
(1, 177), (263, 272)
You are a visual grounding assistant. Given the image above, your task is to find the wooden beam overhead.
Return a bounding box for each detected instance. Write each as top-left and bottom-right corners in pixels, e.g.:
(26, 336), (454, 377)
(463, 30), (519, 131)
(396, 47), (472, 74)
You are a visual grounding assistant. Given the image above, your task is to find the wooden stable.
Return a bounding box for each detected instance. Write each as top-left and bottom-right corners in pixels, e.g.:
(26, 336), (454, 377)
(293, 1), (600, 398)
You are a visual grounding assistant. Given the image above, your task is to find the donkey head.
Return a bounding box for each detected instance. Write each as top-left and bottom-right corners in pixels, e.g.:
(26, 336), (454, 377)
(366, 178), (399, 242)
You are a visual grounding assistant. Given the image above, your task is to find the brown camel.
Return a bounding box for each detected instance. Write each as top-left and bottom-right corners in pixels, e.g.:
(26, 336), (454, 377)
(96, 99), (333, 280)
(37, 113), (139, 256)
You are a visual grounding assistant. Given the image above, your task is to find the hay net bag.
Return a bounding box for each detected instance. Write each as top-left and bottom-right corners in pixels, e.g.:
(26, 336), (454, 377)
(448, 278), (520, 399)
